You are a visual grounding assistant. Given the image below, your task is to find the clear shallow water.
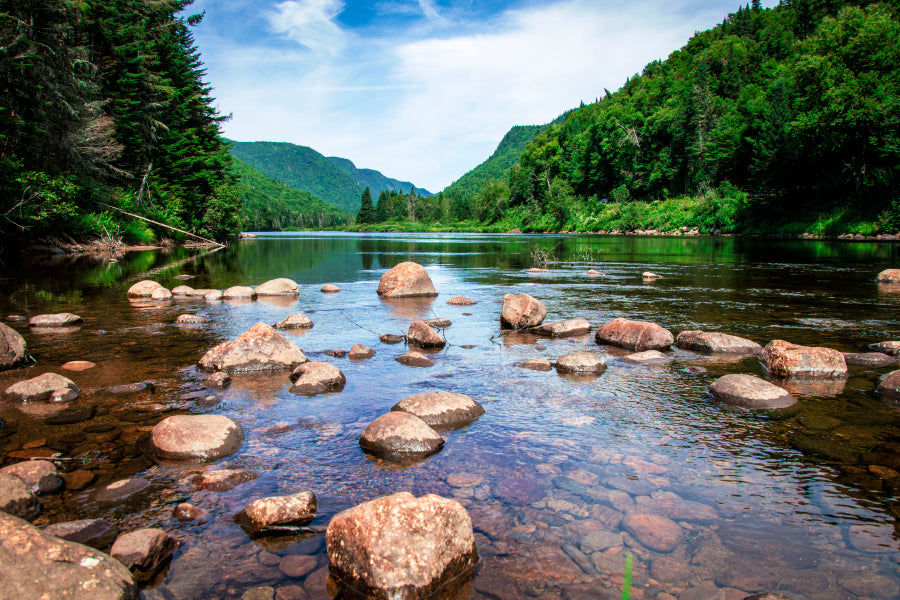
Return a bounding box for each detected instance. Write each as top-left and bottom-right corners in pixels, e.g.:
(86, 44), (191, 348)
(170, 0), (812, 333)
(1, 232), (899, 600)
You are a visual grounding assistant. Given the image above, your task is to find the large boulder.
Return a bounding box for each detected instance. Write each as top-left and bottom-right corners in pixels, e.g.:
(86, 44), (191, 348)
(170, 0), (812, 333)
(876, 370), (900, 404)
(759, 340), (847, 378)
(109, 528), (177, 582)
(595, 317), (674, 351)
(0, 512), (138, 600)
(555, 352), (607, 374)
(28, 313), (83, 328)
(289, 361), (346, 395)
(407, 321), (446, 348)
(359, 412), (444, 462)
(127, 280), (164, 298)
(534, 318), (591, 338)
(223, 285), (256, 300)
(43, 518), (119, 550)
(326, 492), (478, 599)
(676, 330), (762, 354)
(4, 372), (80, 402)
(198, 322), (307, 374)
(0, 460), (62, 495)
(391, 392), (484, 430)
(377, 262), (438, 298)
(876, 268), (900, 283)
(239, 491), (318, 533)
(500, 293), (547, 330)
(255, 278), (299, 296)
(0, 472), (39, 519)
(708, 374), (797, 409)
(150, 414), (244, 461)
(0, 323), (27, 371)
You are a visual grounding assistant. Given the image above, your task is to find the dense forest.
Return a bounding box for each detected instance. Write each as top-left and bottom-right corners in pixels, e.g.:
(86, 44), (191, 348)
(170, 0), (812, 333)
(354, 0), (900, 235)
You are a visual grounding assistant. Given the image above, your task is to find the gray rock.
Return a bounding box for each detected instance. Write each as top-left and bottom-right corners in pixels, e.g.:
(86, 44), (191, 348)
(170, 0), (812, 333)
(0, 472), (38, 519)
(534, 318), (591, 338)
(391, 392), (484, 429)
(676, 330), (762, 354)
(198, 322), (307, 374)
(359, 412), (444, 461)
(556, 352), (606, 374)
(709, 374), (796, 409)
(289, 361), (346, 395)
(43, 518), (118, 550)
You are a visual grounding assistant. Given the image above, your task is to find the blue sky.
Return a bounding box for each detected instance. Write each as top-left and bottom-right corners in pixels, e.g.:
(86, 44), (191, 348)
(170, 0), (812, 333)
(187, 0), (777, 192)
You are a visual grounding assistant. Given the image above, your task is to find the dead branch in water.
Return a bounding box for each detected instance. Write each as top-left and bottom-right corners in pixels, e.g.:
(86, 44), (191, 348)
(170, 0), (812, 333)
(93, 201), (225, 248)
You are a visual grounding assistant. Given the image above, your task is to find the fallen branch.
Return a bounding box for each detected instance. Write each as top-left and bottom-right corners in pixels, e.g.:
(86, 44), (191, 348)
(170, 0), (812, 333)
(93, 201), (225, 248)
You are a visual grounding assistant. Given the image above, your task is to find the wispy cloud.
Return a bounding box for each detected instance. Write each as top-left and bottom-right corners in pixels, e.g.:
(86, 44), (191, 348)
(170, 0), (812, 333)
(267, 0), (347, 56)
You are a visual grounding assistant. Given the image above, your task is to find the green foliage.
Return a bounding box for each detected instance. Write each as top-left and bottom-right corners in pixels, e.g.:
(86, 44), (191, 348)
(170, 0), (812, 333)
(356, 187), (375, 224)
(877, 198), (900, 233)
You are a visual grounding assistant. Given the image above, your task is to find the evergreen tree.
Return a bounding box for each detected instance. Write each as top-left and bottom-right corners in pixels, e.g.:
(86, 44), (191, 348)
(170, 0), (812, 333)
(356, 186), (375, 224)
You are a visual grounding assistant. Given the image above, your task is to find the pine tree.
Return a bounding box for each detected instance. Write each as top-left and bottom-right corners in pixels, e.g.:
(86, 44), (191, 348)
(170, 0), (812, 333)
(356, 186), (374, 224)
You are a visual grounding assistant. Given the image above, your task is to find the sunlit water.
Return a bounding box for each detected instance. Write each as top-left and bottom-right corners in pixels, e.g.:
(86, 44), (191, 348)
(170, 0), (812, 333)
(1, 232), (899, 600)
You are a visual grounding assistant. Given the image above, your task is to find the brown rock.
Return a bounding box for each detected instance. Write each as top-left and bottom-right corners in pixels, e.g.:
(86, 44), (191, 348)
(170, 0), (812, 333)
(198, 322), (308, 374)
(676, 330), (762, 354)
(556, 351), (606, 374)
(517, 358), (553, 371)
(289, 361), (346, 395)
(274, 313), (314, 330)
(0, 460), (62, 495)
(843, 352), (899, 366)
(321, 284), (340, 293)
(349, 344), (376, 360)
(650, 556), (692, 582)
(192, 468), (258, 491)
(223, 285), (257, 299)
(534, 318), (591, 338)
(173, 503), (206, 521)
(171, 285), (194, 296)
(494, 545), (585, 584)
(837, 571), (900, 599)
(0, 472), (38, 519)
(0, 512), (138, 599)
(870, 341), (900, 356)
(61, 360), (96, 371)
(240, 491), (318, 532)
(708, 374), (796, 409)
(494, 477), (544, 505)
(635, 492), (717, 521)
(126, 280), (164, 298)
(255, 278), (299, 296)
(43, 518), (118, 549)
(359, 412), (444, 461)
(759, 339), (847, 378)
(377, 262), (438, 298)
(595, 317), (674, 351)
(448, 296), (476, 305)
(109, 528), (178, 581)
(324, 349), (347, 358)
(407, 321), (446, 348)
(642, 271), (660, 280)
(150, 287), (172, 301)
(423, 317), (452, 329)
(621, 512), (681, 552)
(326, 492), (477, 598)
(381, 334), (404, 344)
(93, 478), (150, 503)
(0, 323), (27, 372)
(279, 554), (318, 578)
(204, 290), (223, 302)
(621, 349), (670, 364)
(204, 371), (231, 389)
(876, 268), (900, 283)
(391, 391), (485, 429)
(877, 370), (900, 404)
(150, 414), (244, 461)
(62, 469), (95, 490)
(396, 351), (434, 368)
(4, 372), (80, 402)
(500, 293), (547, 330)
(847, 523), (900, 553)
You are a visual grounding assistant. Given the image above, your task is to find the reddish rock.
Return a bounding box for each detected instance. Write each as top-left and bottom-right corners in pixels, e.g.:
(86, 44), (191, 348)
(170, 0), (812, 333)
(150, 414), (244, 461)
(0, 323), (27, 372)
(556, 352), (606, 374)
(448, 296), (476, 305)
(321, 284), (340, 293)
(0, 472), (38, 519)
(171, 285), (194, 296)
(43, 518), (118, 549)
(0, 512), (138, 599)
(517, 358), (553, 371)
(359, 412), (444, 461)
(109, 528), (178, 582)
(407, 321), (446, 348)
(289, 361), (346, 395)
(870, 341), (900, 356)
(61, 360), (96, 371)
(150, 287), (172, 301)
(621, 512), (681, 553)
(204, 290), (223, 302)
(634, 492), (718, 521)
(535, 318), (591, 338)
(877, 370), (900, 404)
(709, 374), (796, 409)
(223, 285), (256, 299)
(377, 262), (438, 298)
(348, 344), (376, 360)
(676, 330), (762, 354)
(326, 492), (477, 598)
(274, 313), (314, 330)
(240, 491), (318, 533)
(204, 371), (231, 389)
(0, 460), (62, 495)
(279, 554), (318, 578)
(622, 349), (670, 364)
(759, 339), (847, 378)
(595, 318), (674, 351)
(198, 322), (307, 374)
(4, 372), (80, 402)
(62, 469), (95, 490)
(876, 268), (900, 283)
(391, 392), (484, 430)
(837, 571), (900, 599)
(494, 477), (544, 505)
(127, 280), (164, 298)
(844, 352), (898, 366)
(396, 351), (434, 368)
(93, 478), (150, 503)
(255, 278), (299, 296)
(500, 293), (547, 330)
(173, 503), (206, 521)
(192, 468), (258, 491)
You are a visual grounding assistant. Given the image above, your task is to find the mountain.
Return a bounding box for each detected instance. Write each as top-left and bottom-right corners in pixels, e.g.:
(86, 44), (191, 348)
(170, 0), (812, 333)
(229, 141), (430, 215)
(327, 156), (430, 197)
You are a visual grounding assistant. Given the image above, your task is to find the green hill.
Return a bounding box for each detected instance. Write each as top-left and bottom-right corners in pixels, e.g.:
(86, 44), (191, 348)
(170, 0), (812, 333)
(232, 158), (350, 230)
(327, 156), (431, 197)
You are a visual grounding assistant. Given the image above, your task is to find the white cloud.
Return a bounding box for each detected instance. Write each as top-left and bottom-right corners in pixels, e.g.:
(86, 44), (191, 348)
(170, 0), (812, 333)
(267, 0), (347, 56)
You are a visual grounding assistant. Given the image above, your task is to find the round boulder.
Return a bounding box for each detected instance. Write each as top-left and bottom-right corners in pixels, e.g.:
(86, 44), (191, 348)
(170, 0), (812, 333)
(171, 285), (194, 296)
(391, 392), (485, 429)
(556, 352), (606, 374)
(223, 286), (256, 300)
(150, 414), (244, 461)
(150, 287), (172, 301)
(349, 344), (375, 360)
(869, 341), (900, 357)
(709, 374), (796, 409)
(28, 313), (83, 328)
(199, 322), (307, 374)
(255, 278), (299, 296)
(0, 472), (39, 519)
(0, 460), (62, 495)
(4, 372), (80, 403)
(377, 262), (438, 298)
(274, 313), (314, 330)
(359, 412), (444, 462)
(289, 362), (346, 395)
(595, 317), (674, 351)
(326, 492), (478, 599)
(500, 293), (547, 330)
(0, 323), (27, 372)
(321, 284), (340, 293)
(239, 491), (318, 533)
(876, 370), (900, 404)
(396, 351), (434, 368)
(676, 330), (762, 354)
(759, 339), (847, 378)
(407, 321), (446, 348)
(876, 269), (900, 283)
(204, 290), (223, 302)
(127, 280), (164, 298)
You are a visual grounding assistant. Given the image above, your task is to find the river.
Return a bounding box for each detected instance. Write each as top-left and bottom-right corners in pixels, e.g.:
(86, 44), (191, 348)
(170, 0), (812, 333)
(1, 232), (899, 600)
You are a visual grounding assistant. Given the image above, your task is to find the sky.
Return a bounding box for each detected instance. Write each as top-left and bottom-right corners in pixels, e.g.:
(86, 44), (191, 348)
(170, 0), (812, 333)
(187, 0), (778, 193)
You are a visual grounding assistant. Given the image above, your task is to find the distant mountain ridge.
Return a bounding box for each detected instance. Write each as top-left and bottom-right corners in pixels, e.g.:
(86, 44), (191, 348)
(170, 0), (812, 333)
(229, 140), (430, 215)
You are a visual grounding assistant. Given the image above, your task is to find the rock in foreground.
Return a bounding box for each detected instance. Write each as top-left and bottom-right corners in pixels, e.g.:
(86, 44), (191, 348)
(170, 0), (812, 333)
(377, 262), (438, 298)
(198, 322), (307, 374)
(326, 492), (478, 599)
(150, 414), (244, 461)
(0, 460), (62, 495)
(359, 412), (444, 462)
(407, 321), (446, 348)
(709, 374), (797, 409)
(500, 293), (547, 330)
(0, 472), (39, 519)
(28, 313), (83, 328)
(109, 528), (177, 582)
(240, 491), (318, 534)
(391, 392), (484, 430)
(289, 361), (346, 395)
(0, 323), (27, 372)
(0, 512), (138, 600)
(676, 330), (762, 354)
(4, 372), (80, 402)
(349, 344), (376, 360)
(595, 317), (674, 351)
(396, 351), (434, 368)
(759, 340), (847, 378)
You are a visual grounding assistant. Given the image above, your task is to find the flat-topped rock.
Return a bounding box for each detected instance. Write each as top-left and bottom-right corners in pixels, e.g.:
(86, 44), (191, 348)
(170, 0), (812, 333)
(240, 491), (318, 533)
(204, 290), (223, 302)
(349, 344), (375, 360)
(0, 323), (27, 371)
(4, 372), (79, 402)
(193, 469), (258, 492)
(109, 528), (177, 582)
(0, 472), (39, 519)
(876, 370), (900, 404)
(870, 341), (900, 356)
(150, 414), (244, 461)
(596, 317), (674, 351)
(274, 313), (314, 330)
(1, 512), (137, 599)
(500, 293), (547, 330)
(127, 280), (164, 298)
(622, 512), (681, 553)
(377, 262), (438, 298)
(326, 492), (477, 599)
(556, 352), (606, 374)
(176, 314), (205, 324)
(28, 313), (83, 328)
(709, 374), (797, 409)
(876, 268), (900, 283)
(759, 339), (847, 378)
(199, 322), (307, 373)
(61, 360), (95, 371)
(844, 352), (899, 366)
(422, 317), (452, 329)
(0, 460), (62, 495)
(43, 518), (118, 550)
(223, 285), (256, 300)
(676, 330), (762, 354)
(534, 318), (591, 338)
(622, 349), (670, 364)
(359, 412), (444, 462)
(289, 361), (346, 395)
(396, 351), (434, 368)
(407, 321), (446, 348)
(255, 278), (299, 296)
(517, 358), (553, 371)
(391, 392), (484, 429)
(448, 296), (476, 305)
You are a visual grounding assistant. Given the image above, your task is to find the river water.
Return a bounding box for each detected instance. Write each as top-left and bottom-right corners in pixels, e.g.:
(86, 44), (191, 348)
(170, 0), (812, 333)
(1, 232), (899, 600)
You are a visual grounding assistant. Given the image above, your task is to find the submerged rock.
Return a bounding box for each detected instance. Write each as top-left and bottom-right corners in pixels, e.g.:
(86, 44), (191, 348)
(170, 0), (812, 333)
(676, 330), (762, 354)
(517, 358), (553, 371)
(595, 317), (674, 351)
(150, 414), (244, 461)
(555, 352), (606, 374)
(391, 392), (485, 430)
(0, 323), (27, 372)
(359, 412), (444, 462)
(127, 280), (164, 298)
(0, 512), (138, 600)
(4, 372), (80, 403)
(255, 278), (299, 296)
(709, 374), (796, 409)
(759, 340), (847, 378)
(239, 491), (318, 533)
(289, 361), (346, 395)
(407, 321), (446, 348)
(534, 318), (591, 338)
(274, 313), (314, 330)
(621, 512), (681, 553)
(28, 313), (83, 328)
(448, 296), (476, 305)
(204, 371), (231, 389)
(110, 528), (178, 582)
(326, 492), (478, 599)
(198, 322), (307, 374)
(500, 293), (547, 330)
(377, 262), (438, 298)
(43, 518), (119, 550)
(193, 469), (258, 492)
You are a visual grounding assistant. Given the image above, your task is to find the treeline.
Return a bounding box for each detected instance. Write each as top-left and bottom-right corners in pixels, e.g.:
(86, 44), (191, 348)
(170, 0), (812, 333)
(365, 0), (900, 235)
(0, 0), (240, 247)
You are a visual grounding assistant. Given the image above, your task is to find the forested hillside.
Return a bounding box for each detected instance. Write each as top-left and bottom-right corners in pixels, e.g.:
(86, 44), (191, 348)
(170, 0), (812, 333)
(0, 0), (241, 247)
(327, 157), (431, 198)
